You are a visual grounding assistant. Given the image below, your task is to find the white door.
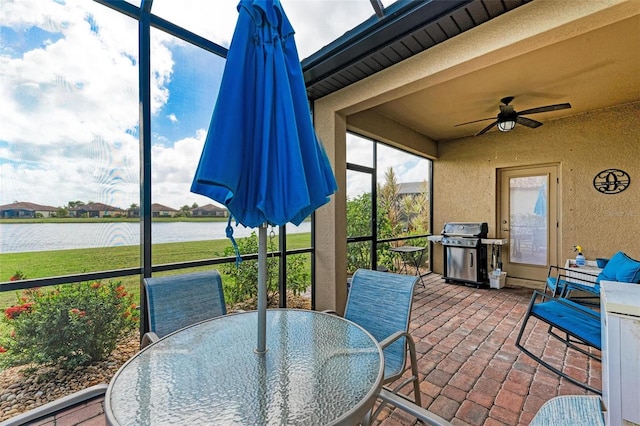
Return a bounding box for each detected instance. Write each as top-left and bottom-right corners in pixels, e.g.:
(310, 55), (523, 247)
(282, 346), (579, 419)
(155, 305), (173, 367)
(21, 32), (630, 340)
(498, 165), (558, 282)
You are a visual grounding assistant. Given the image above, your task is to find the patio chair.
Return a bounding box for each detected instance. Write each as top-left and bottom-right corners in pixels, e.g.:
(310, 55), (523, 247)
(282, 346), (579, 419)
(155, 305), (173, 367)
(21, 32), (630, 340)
(515, 290), (601, 394)
(545, 264), (600, 301)
(545, 251), (640, 302)
(142, 270), (227, 348)
(342, 268), (422, 421)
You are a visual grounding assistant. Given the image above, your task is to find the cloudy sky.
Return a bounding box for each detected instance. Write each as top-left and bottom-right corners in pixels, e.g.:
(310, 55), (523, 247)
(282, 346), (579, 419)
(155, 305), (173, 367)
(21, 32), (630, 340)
(0, 0), (427, 211)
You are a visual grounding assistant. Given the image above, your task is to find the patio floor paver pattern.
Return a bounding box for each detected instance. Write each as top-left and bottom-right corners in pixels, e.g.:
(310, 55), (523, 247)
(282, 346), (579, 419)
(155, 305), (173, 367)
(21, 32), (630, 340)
(25, 273), (602, 426)
(374, 273), (601, 426)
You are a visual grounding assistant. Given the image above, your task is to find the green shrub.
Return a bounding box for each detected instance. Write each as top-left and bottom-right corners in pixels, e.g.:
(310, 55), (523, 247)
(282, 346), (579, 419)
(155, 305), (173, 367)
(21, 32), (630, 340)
(0, 281), (138, 370)
(219, 231), (310, 305)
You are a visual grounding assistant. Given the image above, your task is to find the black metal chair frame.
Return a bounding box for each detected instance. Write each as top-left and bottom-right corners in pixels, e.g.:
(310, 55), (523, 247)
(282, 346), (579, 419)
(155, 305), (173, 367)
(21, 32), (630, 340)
(545, 265), (600, 304)
(515, 290), (602, 394)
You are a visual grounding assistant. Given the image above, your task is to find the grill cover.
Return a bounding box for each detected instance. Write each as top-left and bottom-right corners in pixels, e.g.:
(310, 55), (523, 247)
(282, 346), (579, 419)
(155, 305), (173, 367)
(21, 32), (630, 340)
(442, 222), (488, 237)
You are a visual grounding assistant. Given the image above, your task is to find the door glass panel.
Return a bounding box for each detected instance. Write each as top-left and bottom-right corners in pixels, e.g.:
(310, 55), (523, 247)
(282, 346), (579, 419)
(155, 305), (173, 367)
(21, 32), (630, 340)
(509, 176), (548, 266)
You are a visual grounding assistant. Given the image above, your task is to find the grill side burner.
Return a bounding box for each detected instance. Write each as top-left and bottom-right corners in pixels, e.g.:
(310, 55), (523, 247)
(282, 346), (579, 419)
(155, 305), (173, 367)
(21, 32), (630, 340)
(441, 222), (488, 288)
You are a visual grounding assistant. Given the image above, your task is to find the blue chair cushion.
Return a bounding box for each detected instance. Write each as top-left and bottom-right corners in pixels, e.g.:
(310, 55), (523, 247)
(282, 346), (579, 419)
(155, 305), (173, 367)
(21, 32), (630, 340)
(596, 251), (640, 284)
(531, 298), (601, 349)
(546, 276), (561, 293)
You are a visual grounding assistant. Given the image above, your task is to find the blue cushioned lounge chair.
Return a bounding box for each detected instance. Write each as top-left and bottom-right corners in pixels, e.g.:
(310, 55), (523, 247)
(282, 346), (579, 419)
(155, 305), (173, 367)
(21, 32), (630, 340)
(546, 251), (640, 303)
(545, 264), (599, 299)
(141, 270), (227, 348)
(515, 290), (601, 394)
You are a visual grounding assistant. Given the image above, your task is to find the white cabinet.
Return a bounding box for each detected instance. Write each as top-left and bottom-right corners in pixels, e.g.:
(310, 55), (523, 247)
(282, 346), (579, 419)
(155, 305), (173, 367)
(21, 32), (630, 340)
(600, 281), (640, 426)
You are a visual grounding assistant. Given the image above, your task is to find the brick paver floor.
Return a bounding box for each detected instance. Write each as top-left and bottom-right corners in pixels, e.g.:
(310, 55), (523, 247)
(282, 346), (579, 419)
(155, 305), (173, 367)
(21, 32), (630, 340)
(374, 273), (601, 426)
(30, 273), (602, 426)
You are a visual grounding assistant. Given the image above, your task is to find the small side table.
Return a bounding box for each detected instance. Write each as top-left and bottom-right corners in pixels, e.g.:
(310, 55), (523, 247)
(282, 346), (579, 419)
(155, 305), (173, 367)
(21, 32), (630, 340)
(390, 246), (426, 287)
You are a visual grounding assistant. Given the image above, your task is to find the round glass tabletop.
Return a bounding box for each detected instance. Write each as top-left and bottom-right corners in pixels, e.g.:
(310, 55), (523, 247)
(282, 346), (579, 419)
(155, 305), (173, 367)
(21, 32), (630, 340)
(106, 309), (383, 425)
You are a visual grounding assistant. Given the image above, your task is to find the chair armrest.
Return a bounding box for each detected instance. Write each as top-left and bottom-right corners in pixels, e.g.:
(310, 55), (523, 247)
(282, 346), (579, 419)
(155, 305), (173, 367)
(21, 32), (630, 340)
(549, 265), (599, 279)
(379, 330), (410, 349)
(557, 272), (599, 297)
(321, 309), (339, 315)
(378, 389), (452, 426)
(141, 331), (159, 349)
(548, 265), (599, 297)
(555, 297), (600, 320)
(532, 290), (600, 321)
(557, 273), (599, 284)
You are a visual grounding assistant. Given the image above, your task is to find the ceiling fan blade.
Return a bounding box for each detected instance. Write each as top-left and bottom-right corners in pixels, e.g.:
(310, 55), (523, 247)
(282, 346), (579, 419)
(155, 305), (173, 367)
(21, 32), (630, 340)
(518, 103), (571, 115)
(516, 116), (543, 128)
(476, 121), (498, 136)
(454, 117), (495, 127)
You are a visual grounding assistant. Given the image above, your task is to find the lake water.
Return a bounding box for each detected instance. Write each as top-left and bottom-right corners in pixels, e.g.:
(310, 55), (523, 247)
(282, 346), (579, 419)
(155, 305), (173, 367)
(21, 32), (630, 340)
(0, 221), (311, 254)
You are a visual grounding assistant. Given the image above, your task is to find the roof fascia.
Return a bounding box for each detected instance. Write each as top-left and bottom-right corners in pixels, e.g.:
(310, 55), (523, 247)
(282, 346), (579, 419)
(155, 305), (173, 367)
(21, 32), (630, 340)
(301, 0), (472, 87)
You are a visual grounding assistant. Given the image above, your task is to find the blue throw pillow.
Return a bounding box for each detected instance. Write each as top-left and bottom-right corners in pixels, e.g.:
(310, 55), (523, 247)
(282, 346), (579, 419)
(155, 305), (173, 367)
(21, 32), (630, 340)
(596, 251), (640, 283)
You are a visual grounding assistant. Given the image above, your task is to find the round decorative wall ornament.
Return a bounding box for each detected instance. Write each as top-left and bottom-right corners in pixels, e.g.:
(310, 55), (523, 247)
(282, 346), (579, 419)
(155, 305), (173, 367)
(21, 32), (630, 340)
(593, 169), (630, 194)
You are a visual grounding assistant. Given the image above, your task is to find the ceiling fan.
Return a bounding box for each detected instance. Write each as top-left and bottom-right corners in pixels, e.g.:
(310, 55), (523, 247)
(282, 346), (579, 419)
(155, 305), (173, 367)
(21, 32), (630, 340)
(455, 96), (572, 136)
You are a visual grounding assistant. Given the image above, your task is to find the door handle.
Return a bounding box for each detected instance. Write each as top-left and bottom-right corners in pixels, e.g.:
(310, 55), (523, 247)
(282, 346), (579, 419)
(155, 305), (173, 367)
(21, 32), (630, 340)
(502, 228), (509, 232)
(470, 252), (474, 267)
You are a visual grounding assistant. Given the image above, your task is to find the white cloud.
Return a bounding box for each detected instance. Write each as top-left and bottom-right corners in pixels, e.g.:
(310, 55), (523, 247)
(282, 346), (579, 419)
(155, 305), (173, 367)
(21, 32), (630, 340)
(150, 129), (217, 209)
(345, 134), (430, 198)
(0, 0), (174, 208)
(0, 0), (421, 211)
(149, 0), (376, 60)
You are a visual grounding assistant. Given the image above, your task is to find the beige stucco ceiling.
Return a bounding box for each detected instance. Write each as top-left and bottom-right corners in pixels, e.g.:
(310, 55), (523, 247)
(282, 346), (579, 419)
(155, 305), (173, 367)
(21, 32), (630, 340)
(365, 4), (640, 143)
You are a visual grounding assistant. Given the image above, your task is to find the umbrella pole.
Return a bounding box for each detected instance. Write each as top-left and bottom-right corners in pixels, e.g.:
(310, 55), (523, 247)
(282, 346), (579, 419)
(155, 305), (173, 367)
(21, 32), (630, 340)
(257, 223), (268, 354)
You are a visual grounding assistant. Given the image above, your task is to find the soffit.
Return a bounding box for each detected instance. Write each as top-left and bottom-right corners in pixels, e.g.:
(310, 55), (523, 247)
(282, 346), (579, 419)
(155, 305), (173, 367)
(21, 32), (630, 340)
(372, 14), (640, 141)
(304, 0), (640, 142)
(302, 0), (532, 101)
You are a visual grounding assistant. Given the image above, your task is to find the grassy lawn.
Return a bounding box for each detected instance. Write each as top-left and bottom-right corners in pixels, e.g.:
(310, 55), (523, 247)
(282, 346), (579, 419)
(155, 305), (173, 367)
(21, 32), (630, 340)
(0, 233), (312, 336)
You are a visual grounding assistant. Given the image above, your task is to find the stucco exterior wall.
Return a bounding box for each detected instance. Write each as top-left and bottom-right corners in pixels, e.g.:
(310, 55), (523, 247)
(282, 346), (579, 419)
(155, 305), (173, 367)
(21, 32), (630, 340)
(311, 0), (638, 310)
(431, 102), (640, 276)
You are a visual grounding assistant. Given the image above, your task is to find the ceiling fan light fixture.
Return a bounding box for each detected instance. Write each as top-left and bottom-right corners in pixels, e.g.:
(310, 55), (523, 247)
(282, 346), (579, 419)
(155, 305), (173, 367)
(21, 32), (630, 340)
(497, 120), (516, 132)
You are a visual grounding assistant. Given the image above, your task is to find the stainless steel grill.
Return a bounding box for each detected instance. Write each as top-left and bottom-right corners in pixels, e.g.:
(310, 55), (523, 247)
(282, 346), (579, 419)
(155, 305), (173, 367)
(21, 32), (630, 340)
(441, 222), (488, 287)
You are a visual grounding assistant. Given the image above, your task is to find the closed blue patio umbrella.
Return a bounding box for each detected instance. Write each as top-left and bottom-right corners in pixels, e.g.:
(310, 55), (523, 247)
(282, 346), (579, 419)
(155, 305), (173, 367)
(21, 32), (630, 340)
(191, 0), (337, 353)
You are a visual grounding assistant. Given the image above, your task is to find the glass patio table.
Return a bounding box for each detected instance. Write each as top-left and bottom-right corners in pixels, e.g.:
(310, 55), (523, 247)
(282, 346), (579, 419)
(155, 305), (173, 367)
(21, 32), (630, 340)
(105, 309), (384, 425)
